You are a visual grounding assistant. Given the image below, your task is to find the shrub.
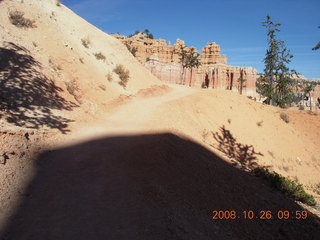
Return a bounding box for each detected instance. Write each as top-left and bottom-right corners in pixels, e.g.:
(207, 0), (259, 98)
(253, 167), (316, 206)
(56, 0), (61, 6)
(280, 112), (290, 123)
(313, 183), (320, 195)
(65, 80), (79, 96)
(65, 80), (82, 104)
(128, 30), (141, 37)
(124, 42), (138, 56)
(201, 129), (209, 142)
(49, 58), (62, 71)
(81, 38), (90, 48)
(99, 85), (106, 91)
(113, 64), (129, 88)
(256, 121), (263, 127)
(201, 82), (207, 88)
(107, 73), (113, 82)
(94, 52), (106, 61)
(307, 110), (317, 116)
(9, 11), (36, 28)
(298, 105), (305, 110)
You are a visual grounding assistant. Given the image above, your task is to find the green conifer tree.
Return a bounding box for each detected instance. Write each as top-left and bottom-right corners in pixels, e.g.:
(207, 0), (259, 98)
(258, 15), (296, 108)
(312, 26), (320, 50)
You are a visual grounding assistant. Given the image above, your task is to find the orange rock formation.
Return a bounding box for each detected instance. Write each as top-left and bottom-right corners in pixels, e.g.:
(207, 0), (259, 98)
(113, 33), (258, 96)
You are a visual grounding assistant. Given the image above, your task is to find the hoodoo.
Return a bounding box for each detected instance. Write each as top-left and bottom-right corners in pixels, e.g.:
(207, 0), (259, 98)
(113, 33), (258, 96)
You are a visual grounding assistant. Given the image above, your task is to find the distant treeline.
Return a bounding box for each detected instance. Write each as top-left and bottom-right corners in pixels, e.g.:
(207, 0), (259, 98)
(128, 29), (154, 39)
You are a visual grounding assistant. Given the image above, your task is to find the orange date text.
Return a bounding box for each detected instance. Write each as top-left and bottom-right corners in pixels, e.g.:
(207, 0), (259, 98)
(211, 210), (308, 220)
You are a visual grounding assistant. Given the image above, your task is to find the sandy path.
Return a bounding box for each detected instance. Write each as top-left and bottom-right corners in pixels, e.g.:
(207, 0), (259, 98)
(66, 85), (196, 144)
(106, 86), (193, 130)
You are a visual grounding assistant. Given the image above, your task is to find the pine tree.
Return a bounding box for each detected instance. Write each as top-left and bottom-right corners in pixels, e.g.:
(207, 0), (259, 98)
(177, 44), (188, 84)
(185, 48), (201, 87)
(312, 26), (320, 50)
(143, 29), (154, 39)
(238, 78), (247, 95)
(177, 45), (201, 86)
(258, 15), (296, 108)
(303, 82), (316, 111)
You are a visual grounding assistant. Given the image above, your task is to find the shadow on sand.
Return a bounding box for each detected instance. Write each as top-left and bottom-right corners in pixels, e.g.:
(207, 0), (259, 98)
(212, 125), (263, 169)
(0, 42), (77, 133)
(1, 133), (319, 240)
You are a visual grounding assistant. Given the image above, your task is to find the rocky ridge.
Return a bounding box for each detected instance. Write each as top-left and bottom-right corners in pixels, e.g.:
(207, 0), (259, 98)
(113, 33), (258, 96)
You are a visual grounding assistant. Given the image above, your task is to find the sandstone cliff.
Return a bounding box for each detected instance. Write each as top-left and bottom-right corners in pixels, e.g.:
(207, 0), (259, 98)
(113, 33), (258, 96)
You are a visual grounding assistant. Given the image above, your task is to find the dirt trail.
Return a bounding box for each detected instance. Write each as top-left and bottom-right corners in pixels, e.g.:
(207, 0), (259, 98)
(66, 85), (196, 143)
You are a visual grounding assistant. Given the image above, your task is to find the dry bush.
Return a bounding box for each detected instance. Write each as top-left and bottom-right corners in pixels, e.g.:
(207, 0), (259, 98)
(9, 11), (36, 28)
(256, 121), (263, 127)
(313, 183), (320, 195)
(81, 38), (90, 48)
(113, 64), (129, 88)
(66, 80), (78, 96)
(94, 52), (106, 61)
(49, 58), (62, 71)
(201, 129), (209, 142)
(307, 110), (317, 116)
(99, 85), (106, 91)
(280, 112), (290, 123)
(65, 80), (82, 104)
(107, 73), (113, 82)
(124, 42), (138, 56)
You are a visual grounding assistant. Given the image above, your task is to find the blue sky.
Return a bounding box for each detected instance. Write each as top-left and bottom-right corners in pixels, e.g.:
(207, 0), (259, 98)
(63, 0), (320, 78)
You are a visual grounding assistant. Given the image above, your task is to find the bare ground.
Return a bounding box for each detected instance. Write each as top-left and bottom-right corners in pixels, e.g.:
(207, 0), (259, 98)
(1, 86), (320, 240)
